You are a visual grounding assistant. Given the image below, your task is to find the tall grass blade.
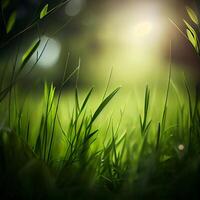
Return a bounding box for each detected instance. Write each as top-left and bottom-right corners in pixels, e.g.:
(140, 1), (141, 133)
(88, 87), (121, 127)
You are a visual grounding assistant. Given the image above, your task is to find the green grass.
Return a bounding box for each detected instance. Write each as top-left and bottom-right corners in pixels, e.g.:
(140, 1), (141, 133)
(1, 1), (200, 199)
(0, 66), (200, 199)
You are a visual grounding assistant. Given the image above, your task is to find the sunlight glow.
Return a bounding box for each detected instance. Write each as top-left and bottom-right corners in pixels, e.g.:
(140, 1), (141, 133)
(133, 21), (153, 37)
(121, 3), (164, 47)
(86, 2), (167, 85)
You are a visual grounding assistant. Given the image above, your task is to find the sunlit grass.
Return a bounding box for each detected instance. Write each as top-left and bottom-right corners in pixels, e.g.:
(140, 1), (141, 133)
(0, 1), (200, 199)
(0, 68), (199, 199)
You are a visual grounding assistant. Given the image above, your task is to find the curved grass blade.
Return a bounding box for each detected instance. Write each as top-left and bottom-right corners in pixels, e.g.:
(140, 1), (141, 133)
(2, 0), (10, 9)
(80, 87), (94, 113)
(186, 6), (199, 25)
(6, 11), (16, 33)
(169, 18), (188, 40)
(88, 87), (121, 127)
(184, 20), (199, 53)
(186, 29), (199, 53)
(40, 4), (49, 19)
(20, 39), (41, 71)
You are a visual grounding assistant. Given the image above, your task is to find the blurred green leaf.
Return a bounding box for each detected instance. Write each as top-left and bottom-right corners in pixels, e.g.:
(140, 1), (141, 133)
(186, 6), (199, 25)
(40, 4), (49, 19)
(184, 20), (199, 53)
(184, 20), (196, 34)
(21, 40), (41, 68)
(1, 0), (10, 9)
(6, 11), (16, 33)
(186, 29), (198, 52)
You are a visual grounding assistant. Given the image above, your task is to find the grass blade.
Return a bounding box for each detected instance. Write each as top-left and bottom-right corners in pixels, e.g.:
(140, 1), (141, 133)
(88, 87), (121, 127)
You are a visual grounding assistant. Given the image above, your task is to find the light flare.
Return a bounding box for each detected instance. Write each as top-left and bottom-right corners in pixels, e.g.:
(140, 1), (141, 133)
(133, 21), (153, 37)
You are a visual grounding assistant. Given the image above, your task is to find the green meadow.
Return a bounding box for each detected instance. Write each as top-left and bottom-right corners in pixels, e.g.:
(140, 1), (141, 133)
(0, 0), (200, 199)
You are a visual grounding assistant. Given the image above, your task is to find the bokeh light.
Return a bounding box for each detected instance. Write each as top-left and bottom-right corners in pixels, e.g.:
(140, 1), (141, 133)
(65, 0), (85, 17)
(31, 36), (61, 68)
(77, 1), (168, 86)
(133, 21), (153, 37)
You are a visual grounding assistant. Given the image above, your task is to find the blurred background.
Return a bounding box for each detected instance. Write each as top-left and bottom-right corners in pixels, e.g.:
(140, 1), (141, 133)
(0, 0), (200, 90)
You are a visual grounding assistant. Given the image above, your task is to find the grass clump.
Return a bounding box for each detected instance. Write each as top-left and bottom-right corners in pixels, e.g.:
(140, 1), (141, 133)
(0, 66), (200, 200)
(0, 2), (200, 199)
